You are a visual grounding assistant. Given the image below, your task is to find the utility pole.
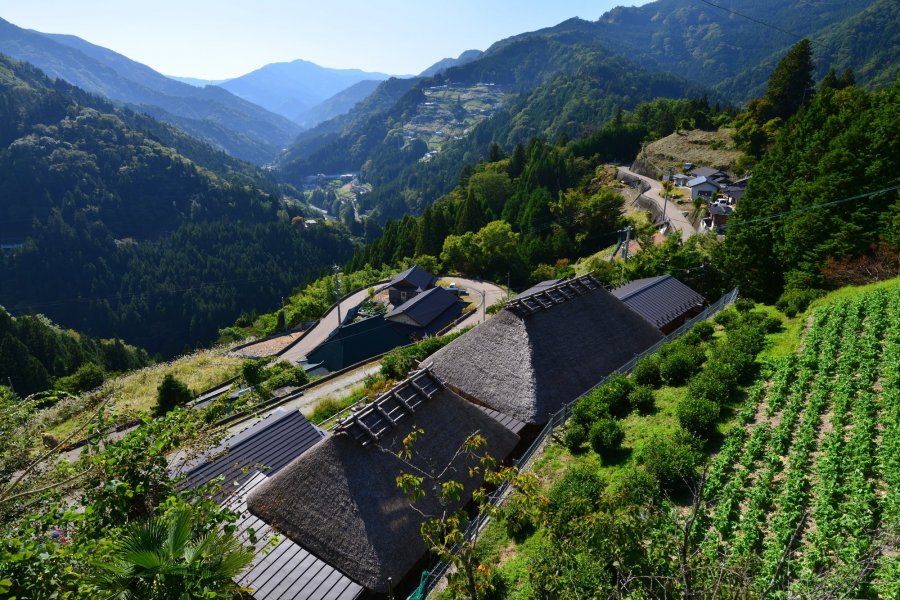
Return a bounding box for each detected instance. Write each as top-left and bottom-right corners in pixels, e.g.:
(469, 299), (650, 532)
(333, 265), (342, 328)
(506, 272), (510, 302)
(661, 168), (672, 231)
(622, 226), (633, 261)
(481, 289), (486, 323)
(281, 296), (287, 332)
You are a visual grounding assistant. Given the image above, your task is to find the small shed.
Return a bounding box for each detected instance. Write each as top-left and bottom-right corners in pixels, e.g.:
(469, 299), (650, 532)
(611, 275), (706, 334)
(388, 265), (438, 305)
(247, 369), (520, 595)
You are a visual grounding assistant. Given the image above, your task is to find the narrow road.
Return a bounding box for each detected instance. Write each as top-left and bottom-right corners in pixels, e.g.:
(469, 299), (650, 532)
(442, 277), (507, 333)
(618, 166), (697, 242)
(221, 361), (383, 438)
(278, 281), (389, 363)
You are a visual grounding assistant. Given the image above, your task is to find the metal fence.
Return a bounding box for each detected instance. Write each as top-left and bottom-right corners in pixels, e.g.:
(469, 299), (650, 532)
(411, 286), (740, 598)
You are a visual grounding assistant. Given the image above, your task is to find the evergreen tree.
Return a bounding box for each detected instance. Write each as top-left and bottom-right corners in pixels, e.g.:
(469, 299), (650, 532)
(455, 189), (486, 234)
(154, 374), (193, 416)
(765, 39), (815, 121)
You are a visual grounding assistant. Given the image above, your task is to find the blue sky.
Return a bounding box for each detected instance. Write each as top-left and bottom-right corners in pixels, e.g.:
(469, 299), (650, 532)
(2, 1), (650, 79)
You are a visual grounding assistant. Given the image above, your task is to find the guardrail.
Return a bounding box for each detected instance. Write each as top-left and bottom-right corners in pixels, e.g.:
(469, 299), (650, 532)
(411, 286), (740, 598)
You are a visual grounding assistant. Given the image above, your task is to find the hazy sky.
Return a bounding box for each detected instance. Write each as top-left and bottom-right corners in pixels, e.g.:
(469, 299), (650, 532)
(1, 1), (650, 79)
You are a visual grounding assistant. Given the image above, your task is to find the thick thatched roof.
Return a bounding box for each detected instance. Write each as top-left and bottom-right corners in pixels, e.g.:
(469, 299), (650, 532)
(428, 275), (664, 424)
(246, 369), (519, 593)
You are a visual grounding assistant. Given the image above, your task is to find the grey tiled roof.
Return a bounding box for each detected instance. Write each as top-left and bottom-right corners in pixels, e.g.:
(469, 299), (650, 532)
(611, 275), (705, 329)
(385, 286), (463, 328)
(389, 265), (437, 291)
(224, 473), (365, 600)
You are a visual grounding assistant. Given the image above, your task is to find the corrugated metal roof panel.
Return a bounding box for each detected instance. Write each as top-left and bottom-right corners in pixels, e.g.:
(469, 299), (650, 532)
(178, 408), (325, 500)
(611, 275), (705, 330)
(225, 474), (364, 600)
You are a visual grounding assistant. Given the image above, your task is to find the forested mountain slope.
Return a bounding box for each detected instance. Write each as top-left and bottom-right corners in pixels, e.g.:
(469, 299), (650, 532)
(0, 17), (300, 164)
(0, 54), (353, 356)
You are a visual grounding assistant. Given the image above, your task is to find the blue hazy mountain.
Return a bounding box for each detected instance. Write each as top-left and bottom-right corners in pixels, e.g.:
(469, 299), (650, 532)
(0, 17), (300, 164)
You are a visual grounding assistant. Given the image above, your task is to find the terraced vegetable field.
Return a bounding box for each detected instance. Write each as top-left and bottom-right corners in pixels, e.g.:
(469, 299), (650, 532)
(696, 285), (900, 597)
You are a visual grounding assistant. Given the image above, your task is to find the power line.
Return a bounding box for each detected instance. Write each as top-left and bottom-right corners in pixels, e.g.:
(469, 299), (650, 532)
(721, 184), (900, 231)
(695, 0), (808, 42)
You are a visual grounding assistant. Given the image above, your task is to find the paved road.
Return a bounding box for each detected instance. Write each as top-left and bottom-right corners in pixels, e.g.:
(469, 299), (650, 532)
(223, 361), (383, 437)
(618, 167), (697, 242)
(443, 277), (507, 333)
(278, 281), (390, 363)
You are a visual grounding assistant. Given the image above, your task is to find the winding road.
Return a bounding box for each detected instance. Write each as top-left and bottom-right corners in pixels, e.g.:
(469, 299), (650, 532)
(618, 166), (698, 242)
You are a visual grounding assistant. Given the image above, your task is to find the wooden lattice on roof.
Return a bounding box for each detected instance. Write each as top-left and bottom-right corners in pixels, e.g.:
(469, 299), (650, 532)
(505, 274), (602, 317)
(334, 368), (444, 445)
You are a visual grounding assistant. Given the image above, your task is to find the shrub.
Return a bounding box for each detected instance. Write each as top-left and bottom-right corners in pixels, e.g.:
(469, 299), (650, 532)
(155, 374), (193, 416)
(659, 346), (705, 386)
(607, 465), (660, 506)
(260, 361), (309, 393)
(589, 417), (625, 455)
(734, 298), (756, 313)
(692, 320), (715, 341)
(776, 287), (824, 317)
(676, 396), (720, 437)
(687, 369), (735, 405)
(309, 397), (348, 424)
(571, 393), (610, 428)
(547, 467), (605, 533)
(56, 362), (105, 394)
(627, 385), (656, 415)
(380, 331), (464, 380)
(593, 374), (633, 417)
(635, 429), (704, 492)
(563, 422), (589, 453)
(713, 308), (738, 329)
(632, 355), (662, 388)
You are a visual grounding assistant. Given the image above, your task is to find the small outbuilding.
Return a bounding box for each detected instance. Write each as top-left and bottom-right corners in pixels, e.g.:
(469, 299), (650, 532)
(611, 274), (706, 334)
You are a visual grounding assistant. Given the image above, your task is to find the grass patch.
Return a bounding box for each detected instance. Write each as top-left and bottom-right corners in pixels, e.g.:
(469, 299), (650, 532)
(308, 386), (367, 426)
(42, 347), (243, 440)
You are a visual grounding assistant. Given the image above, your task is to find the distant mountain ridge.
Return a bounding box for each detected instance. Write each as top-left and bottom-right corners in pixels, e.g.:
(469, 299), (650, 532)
(275, 0), (895, 220)
(418, 49), (484, 77)
(217, 59), (390, 124)
(0, 17), (300, 164)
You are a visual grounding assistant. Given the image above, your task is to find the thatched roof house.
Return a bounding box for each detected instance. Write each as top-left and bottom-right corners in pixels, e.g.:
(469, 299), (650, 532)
(247, 369), (519, 594)
(428, 275), (664, 425)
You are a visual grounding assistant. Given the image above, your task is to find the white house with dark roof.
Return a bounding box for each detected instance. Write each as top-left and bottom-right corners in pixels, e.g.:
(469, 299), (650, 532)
(687, 176), (722, 200)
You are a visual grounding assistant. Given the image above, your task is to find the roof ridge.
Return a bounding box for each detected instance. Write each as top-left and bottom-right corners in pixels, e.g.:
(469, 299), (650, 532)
(504, 274), (601, 317)
(615, 274), (672, 302)
(333, 367), (445, 446)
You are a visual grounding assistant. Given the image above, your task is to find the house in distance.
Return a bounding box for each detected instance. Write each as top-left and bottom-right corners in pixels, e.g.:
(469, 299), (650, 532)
(387, 265), (438, 305)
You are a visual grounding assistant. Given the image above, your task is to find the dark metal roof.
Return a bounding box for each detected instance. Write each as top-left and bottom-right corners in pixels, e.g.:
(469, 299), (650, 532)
(177, 408), (325, 499)
(691, 167), (725, 179)
(385, 286), (464, 328)
(224, 473), (365, 600)
(389, 265), (437, 291)
(611, 275), (706, 329)
(477, 405), (527, 435)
